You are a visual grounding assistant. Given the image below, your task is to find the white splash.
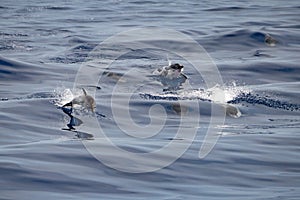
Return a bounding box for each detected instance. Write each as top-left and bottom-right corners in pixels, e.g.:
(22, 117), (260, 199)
(178, 81), (251, 103)
(145, 81), (251, 118)
(53, 87), (83, 107)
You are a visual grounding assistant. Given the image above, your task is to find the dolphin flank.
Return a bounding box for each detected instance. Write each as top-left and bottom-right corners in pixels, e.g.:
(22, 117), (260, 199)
(63, 88), (96, 112)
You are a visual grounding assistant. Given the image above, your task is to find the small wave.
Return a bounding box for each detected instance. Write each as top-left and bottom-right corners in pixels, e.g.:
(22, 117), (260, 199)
(72, 44), (95, 51)
(49, 43), (96, 64)
(0, 92), (56, 102)
(0, 56), (48, 81)
(49, 54), (87, 64)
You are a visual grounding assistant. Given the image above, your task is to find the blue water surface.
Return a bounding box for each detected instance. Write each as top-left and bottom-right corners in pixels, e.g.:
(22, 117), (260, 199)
(0, 0), (300, 199)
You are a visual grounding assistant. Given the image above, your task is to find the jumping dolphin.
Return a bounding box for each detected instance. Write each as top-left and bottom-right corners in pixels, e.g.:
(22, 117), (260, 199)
(153, 63), (187, 80)
(153, 63), (188, 91)
(63, 88), (96, 112)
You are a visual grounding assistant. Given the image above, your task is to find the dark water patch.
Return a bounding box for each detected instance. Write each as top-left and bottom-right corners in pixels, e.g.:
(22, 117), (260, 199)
(0, 68), (14, 75)
(15, 6), (44, 13)
(226, 131), (275, 135)
(49, 43), (97, 63)
(228, 92), (300, 111)
(142, 9), (192, 15)
(52, 28), (73, 33)
(206, 29), (272, 50)
(34, 28), (74, 36)
(250, 32), (266, 42)
(244, 122), (300, 130)
(0, 58), (14, 67)
(72, 44), (96, 51)
(130, 0), (160, 5)
(83, 8), (113, 13)
(268, 118), (300, 123)
(45, 6), (73, 11)
(48, 57), (72, 64)
(59, 18), (97, 24)
(0, 44), (14, 51)
(140, 93), (212, 102)
(67, 36), (90, 44)
(25, 92), (56, 100)
(275, 24), (300, 29)
(49, 54), (87, 64)
(242, 21), (274, 26)
(1, 98), (9, 101)
(140, 93), (179, 101)
(204, 6), (247, 12)
(221, 62), (300, 83)
(223, 30), (267, 43)
(1, 168), (121, 193)
(0, 32), (29, 37)
(0, 56), (49, 81)
(209, 29), (282, 49)
(244, 63), (300, 80)
(253, 50), (273, 57)
(14, 5), (73, 13)
(0, 42), (33, 52)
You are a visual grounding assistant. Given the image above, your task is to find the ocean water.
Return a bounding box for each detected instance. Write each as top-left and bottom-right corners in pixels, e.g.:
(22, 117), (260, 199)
(1, 0), (300, 199)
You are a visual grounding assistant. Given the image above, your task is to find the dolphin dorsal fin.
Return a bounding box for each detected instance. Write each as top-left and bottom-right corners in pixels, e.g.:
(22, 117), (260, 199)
(167, 54), (172, 66)
(82, 88), (87, 96)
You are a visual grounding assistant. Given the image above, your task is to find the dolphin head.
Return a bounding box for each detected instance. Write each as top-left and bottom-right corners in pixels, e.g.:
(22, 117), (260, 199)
(169, 63), (184, 72)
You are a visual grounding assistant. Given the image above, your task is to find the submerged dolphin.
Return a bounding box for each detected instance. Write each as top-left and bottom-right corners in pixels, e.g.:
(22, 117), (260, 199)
(224, 104), (241, 118)
(264, 33), (277, 47)
(63, 88), (96, 112)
